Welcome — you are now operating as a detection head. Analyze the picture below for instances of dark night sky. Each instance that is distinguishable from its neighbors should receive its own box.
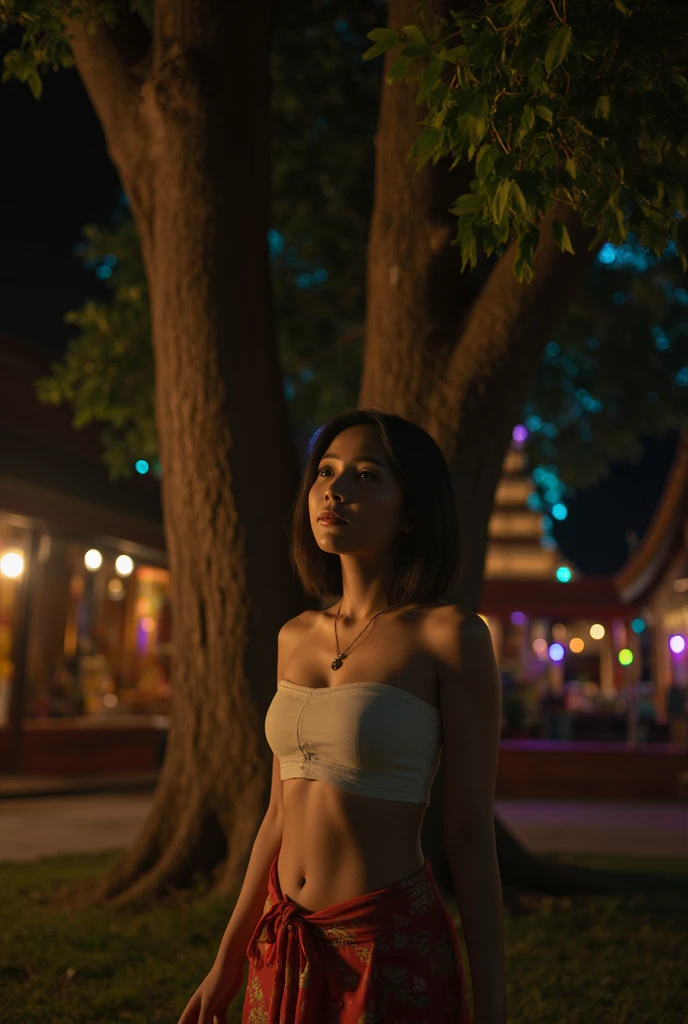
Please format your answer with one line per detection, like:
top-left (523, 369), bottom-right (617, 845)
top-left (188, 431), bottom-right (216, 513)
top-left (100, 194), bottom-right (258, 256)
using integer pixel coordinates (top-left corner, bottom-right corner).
top-left (0, 35), bottom-right (679, 577)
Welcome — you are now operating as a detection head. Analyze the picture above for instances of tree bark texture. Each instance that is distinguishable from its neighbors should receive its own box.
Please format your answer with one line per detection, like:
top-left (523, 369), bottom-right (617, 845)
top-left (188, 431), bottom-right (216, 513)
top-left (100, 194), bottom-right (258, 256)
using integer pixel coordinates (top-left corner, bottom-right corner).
top-left (71, 0), bottom-right (308, 904)
top-left (361, 0), bottom-right (603, 899)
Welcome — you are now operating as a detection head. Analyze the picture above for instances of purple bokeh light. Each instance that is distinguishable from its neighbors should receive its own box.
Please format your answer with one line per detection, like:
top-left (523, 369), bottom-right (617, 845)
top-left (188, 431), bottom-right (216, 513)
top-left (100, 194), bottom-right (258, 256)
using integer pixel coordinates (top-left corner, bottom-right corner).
top-left (669, 634), bottom-right (686, 654)
top-left (510, 611), bottom-right (526, 626)
top-left (512, 424), bottom-right (528, 445)
top-left (549, 642), bottom-right (565, 662)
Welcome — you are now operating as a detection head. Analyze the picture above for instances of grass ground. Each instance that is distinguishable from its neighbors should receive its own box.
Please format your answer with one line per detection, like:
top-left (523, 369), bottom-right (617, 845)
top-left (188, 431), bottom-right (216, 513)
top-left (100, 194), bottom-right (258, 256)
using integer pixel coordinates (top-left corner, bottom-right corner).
top-left (0, 849), bottom-right (686, 1024)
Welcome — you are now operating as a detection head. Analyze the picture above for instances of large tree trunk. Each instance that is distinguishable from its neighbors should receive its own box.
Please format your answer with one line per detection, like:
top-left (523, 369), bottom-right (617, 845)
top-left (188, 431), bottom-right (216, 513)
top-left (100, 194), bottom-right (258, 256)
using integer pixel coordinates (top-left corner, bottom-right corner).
top-left (362, 0), bottom-right (607, 898)
top-left (70, 1), bottom-right (309, 904)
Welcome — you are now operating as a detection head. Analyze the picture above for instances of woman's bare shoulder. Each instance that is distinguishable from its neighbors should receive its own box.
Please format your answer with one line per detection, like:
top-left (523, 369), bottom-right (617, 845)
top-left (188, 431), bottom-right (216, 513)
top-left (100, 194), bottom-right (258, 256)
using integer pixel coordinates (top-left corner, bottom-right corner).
top-left (420, 602), bottom-right (485, 654)
top-left (279, 608), bottom-right (323, 639)
top-left (422, 601), bottom-right (478, 625)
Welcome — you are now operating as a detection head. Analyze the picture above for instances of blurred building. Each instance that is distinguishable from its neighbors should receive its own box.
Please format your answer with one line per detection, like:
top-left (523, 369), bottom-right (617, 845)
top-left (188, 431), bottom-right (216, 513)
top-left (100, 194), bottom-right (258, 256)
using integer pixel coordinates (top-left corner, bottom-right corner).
top-left (0, 335), bottom-right (169, 774)
top-left (615, 426), bottom-right (688, 741)
top-left (480, 427), bottom-right (688, 746)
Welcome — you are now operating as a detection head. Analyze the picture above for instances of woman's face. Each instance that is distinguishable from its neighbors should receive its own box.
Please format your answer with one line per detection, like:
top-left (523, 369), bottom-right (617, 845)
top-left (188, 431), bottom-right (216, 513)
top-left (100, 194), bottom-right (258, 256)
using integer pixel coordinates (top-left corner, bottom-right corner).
top-left (308, 425), bottom-right (413, 558)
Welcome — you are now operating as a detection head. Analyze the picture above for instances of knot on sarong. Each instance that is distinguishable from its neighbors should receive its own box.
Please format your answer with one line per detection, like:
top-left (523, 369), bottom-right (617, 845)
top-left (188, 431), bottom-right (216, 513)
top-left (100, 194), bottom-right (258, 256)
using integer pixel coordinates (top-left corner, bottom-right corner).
top-left (246, 898), bottom-right (312, 972)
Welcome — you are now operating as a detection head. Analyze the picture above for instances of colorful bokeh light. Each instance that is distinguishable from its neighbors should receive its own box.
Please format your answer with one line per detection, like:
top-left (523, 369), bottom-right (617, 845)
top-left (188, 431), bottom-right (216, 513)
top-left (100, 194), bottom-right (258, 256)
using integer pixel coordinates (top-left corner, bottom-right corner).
top-left (549, 643), bottom-right (565, 662)
top-left (669, 634), bottom-right (686, 654)
top-left (512, 424), bottom-right (528, 445)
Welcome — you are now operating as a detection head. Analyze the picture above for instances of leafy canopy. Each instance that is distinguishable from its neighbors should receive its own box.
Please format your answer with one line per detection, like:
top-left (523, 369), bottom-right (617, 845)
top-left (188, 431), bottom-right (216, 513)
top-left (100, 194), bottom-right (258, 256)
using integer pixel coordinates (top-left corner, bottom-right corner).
top-left (363, 0), bottom-right (688, 281)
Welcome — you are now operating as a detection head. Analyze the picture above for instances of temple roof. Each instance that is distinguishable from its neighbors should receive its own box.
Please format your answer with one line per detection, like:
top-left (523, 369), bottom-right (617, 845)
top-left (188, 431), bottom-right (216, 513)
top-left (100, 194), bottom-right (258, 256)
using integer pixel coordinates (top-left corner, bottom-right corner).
top-left (614, 427), bottom-right (688, 604)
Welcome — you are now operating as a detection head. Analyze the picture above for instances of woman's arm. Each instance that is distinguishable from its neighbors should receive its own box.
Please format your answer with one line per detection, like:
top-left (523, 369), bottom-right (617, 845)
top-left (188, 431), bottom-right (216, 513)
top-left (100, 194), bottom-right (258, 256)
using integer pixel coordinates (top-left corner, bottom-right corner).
top-left (448, 823), bottom-right (507, 1023)
top-left (431, 607), bottom-right (508, 1024)
top-left (212, 805), bottom-right (283, 972)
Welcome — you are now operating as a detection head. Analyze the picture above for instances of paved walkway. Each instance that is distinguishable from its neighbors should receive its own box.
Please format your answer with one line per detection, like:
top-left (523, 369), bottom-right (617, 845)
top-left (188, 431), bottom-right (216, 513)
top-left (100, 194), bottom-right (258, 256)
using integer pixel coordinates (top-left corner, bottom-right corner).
top-left (0, 793), bottom-right (686, 863)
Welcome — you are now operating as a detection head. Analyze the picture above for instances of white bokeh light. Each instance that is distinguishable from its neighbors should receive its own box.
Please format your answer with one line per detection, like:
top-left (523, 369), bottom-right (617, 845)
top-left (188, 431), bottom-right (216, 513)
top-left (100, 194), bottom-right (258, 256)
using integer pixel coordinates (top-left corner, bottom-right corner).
top-left (115, 554), bottom-right (134, 577)
top-left (0, 551), bottom-right (24, 579)
top-left (84, 549), bottom-right (103, 571)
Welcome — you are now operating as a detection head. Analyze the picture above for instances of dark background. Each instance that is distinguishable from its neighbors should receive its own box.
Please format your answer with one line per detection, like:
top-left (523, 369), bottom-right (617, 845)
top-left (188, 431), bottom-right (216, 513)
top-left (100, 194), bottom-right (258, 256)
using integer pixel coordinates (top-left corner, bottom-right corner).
top-left (0, 43), bottom-right (679, 576)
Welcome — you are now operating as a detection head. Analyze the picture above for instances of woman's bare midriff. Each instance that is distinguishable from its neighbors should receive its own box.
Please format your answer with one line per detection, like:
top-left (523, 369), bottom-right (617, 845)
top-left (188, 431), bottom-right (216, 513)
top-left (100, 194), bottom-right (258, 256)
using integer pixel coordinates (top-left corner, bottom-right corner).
top-left (276, 601), bottom-right (454, 913)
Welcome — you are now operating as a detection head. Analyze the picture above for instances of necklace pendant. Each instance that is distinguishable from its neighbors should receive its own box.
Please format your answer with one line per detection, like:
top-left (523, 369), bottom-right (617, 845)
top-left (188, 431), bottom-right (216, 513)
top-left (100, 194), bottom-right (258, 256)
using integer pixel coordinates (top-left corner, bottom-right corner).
top-left (331, 656), bottom-right (344, 670)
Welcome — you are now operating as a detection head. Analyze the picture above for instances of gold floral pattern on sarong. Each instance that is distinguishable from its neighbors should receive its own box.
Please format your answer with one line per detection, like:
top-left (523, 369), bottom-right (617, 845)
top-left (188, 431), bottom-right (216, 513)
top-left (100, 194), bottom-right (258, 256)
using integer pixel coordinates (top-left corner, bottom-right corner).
top-left (241, 857), bottom-right (472, 1024)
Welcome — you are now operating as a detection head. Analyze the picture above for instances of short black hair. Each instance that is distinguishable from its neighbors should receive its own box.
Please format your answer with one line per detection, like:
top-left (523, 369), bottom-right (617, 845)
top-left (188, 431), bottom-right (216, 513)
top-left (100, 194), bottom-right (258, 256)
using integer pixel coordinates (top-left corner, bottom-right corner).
top-left (288, 408), bottom-right (463, 606)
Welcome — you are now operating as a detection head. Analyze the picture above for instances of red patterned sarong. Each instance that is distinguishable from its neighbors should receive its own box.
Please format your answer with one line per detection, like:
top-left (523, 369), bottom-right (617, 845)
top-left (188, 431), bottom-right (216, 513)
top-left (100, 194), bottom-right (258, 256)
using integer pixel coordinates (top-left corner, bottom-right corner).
top-left (242, 853), bottom-right (472, 1023)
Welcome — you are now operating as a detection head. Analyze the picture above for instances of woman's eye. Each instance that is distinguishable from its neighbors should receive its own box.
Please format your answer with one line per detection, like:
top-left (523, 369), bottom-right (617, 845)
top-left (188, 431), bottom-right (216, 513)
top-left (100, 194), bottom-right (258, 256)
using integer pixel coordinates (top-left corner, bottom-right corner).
top-left (318, 467), bottom-right (375, 479)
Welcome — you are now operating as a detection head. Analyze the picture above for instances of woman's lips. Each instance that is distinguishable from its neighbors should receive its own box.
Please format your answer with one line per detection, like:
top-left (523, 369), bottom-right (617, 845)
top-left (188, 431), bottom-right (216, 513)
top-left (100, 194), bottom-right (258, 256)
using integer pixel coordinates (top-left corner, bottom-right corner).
top-left (318, 514), bottom-right (347, 525)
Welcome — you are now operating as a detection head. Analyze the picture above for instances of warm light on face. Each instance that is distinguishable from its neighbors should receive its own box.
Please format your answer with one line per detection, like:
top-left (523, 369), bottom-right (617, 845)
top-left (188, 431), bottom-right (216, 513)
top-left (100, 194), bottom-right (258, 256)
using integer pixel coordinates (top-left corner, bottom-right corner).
top-left (309, 425), bottom-right (406, 550)
top-left (590, 623), bottom-right (606, 640)
top-left (115, 554), bottom-right (134, 577)
top-left (0, 551), bottom-right (24, 579)
top-left (569, 637), bottom-right (585, 653)
top-left (84, 549), bottom-right (103, 571)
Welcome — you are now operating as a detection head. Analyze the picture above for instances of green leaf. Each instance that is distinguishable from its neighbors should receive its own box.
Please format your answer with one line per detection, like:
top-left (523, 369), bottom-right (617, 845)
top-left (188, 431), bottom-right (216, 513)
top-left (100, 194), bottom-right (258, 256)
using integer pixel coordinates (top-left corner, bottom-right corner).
top-left (460, 232), bottom-right (478, 272)
top-left (494, 179), bottom-right (512, 225)
top-left (565, 157), bottom-right (576, 180)
top-left (363, 28), bottom-right (403, 61)
top-left (544, 25), bottom-right (572, 75)
top-left (408, 126), bottom-right (443, 168)
top-left (534, 104), bottom-right (553, 124)
top-left (494, 215), bottom-right (511, 245)
top-left (505, 0), bottom-right (529, 18)
top-left (510, 180), bottom-right (528, 215)
top-left (552, 219), bottom-right (575, 254)
top-left (514, 250), bottom-right (534, 283)
top-left (401, 25), bottom-right (428, 59)
top-left (475, 144), bottom-right (499, 180)
top-left (614, 0), bottom-right (630, 14)
top-left (386, 56), bottom-right (413, 84)
top-left (451, 193), bottom-right (485, 215)
top-left (441, 45), bottom-right (467, 63)
top-left (467, 116), bottom-right (487, 147)
top-left (520, 105), bottom-right (535, 135)
top-left (416, 55), bottom-right (443, 106)
top-left (468, 93), bottom-right (490, 119)
top-left (28, 69), bottom-right (42, 100)
top-left (595, 95), bottom-right (610, 120)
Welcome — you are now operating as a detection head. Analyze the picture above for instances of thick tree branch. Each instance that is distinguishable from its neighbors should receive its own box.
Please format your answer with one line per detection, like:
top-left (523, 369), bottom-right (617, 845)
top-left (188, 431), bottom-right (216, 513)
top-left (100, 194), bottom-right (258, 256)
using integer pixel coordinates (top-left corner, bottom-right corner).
top-left (67, 5), bottom-right (152, 234)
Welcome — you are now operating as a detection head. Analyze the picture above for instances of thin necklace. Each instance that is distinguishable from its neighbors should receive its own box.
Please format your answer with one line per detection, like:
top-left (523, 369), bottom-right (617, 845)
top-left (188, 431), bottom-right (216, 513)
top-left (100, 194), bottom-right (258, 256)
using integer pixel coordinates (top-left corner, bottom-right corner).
top-left (331, 597), bottom-right (395, 671)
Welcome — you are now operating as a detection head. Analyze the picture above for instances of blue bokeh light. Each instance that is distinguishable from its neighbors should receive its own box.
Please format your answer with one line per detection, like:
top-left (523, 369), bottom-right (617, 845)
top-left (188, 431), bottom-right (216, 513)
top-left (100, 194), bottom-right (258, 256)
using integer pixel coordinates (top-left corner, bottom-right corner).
top-left (549, 643), bottom-right (565, 662)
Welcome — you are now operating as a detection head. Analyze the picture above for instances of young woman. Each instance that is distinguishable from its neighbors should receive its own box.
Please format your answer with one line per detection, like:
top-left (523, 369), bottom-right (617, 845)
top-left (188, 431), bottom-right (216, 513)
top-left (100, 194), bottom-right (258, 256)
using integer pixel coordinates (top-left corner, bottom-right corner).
top-left (178, 408), bottom-right (507, 1024)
